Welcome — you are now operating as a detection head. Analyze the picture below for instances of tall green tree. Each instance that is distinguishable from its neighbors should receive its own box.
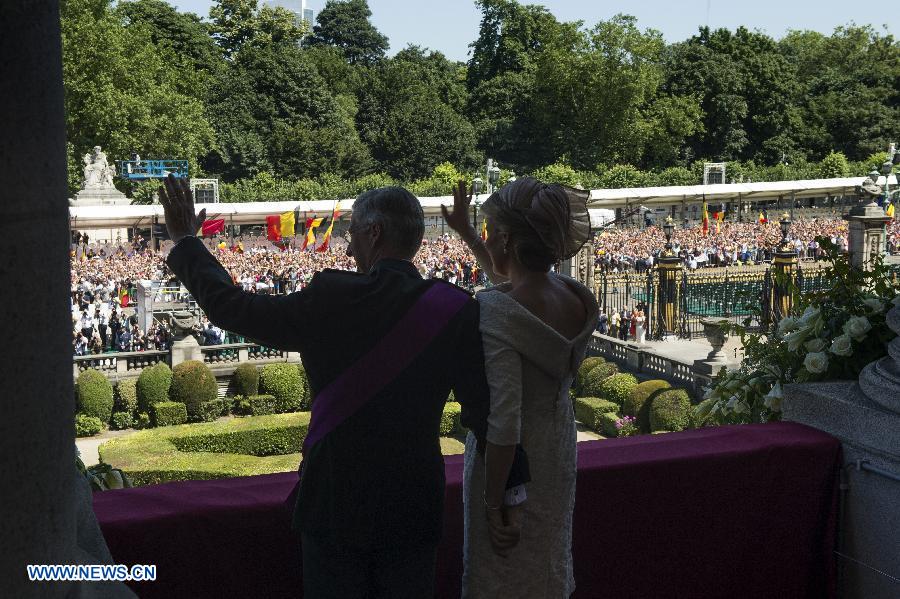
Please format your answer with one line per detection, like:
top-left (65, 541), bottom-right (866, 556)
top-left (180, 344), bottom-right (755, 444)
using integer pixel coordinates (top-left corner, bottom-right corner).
top-left (780, 26), bottom-right (900, 161)
top-left (209, 0), bottom-right (307, 58)
top-left (308, 0), bottom-right (388, 65)
top-left (61, 0), bottom-right (215, 194)
top-left (116, 0), bottom-right (223, 75)
top-left (356, 46), bottom-right (478, 179)
top-left (204, 43), bottom-right (370, 180)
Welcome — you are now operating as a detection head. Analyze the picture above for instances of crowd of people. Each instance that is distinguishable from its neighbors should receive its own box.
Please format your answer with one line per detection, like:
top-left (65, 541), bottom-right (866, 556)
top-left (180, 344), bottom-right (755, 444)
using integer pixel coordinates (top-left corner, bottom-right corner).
top-left (70, 215), bottom-right (900, 354)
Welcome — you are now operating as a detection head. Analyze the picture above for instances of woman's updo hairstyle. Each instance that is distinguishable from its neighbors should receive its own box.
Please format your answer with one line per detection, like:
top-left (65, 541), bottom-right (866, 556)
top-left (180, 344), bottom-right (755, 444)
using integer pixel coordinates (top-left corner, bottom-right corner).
top-left (480, 177), bottom-right (591, 272)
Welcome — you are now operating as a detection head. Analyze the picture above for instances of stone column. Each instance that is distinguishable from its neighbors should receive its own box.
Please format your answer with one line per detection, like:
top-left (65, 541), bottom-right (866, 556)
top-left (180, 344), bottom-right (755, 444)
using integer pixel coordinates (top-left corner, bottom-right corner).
top-left (0, 2), bottom-right (74, 595)
top-left (843, 184), bottom-right (891, 271)
top-left (783, 306), bottom-right (900, 598)
top-left (134, 280), bottom-right (154, 334)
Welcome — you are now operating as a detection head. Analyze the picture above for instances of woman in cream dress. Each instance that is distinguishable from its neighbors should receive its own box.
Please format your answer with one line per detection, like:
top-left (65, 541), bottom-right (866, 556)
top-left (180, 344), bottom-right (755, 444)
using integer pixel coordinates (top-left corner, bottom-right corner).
top-left (443, 178), bottom-right (597, 598)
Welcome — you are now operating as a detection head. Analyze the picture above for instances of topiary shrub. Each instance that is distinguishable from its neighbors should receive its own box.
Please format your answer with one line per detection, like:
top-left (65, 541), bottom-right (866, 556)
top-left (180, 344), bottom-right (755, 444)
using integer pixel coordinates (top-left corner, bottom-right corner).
top-left (170, 360), bottom-right (219, 421)
top-left (248, 394), bottom-right (278, 416)
top-left (446, 390), bottom-right (456, 403)
top-left (199, 399), bottom-right (224, 423)
top-left (137, 362), bottom-right (172, 413)
top-left (151, 401), bottom-right (188, 427)
top-left (599, 412), bottom-right (621, 438)
top-left (650, 389), bottom-right (692, 432)
top-left (624, 380), bottom-right (672, 433)
top-left (114, 378), bottom-right (138, 416)
top-left (232, 363), bottom-right (259, 397)
top-left (297, 364), bottom-right (311, 410)
top-left (574, 397), bottom-right (620, 432)
top-left (440, 402), bottom-right (462, 435)
top-left (260, 364), bottom-right (304, 413)
top-left (110, 411), bottom-right (133, 431)
top-left (77, 369), bottom-right (114, 424)
top-left (599, 373), bottom-right (639, 407)
top-left (576, 357), bottom-right (606, 394)
top-left (135, 412), bottom-right (151, 429)
top-left (75, 414), bottom-right (103, 437)
top-left (581, 363), bottom-right (620, 398)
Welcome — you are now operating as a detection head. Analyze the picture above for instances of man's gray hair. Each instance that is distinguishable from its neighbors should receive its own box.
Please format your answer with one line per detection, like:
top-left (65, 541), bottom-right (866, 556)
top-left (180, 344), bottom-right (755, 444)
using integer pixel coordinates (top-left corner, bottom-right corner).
top-left (352, 186), bottom-right (424, 258)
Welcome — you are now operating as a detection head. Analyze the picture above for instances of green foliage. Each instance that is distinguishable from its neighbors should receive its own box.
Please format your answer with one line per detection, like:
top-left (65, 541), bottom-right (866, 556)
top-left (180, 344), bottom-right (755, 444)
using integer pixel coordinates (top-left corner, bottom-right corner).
top-left (599, 412), bottom-right (622, 438)
top-left (198, 399), bottom-right (224, 423)
top-left (77, 369), bottom-right (114, 424)
top-left (136, 362), bottom-right (172, 413)
top-left (530, 163), bottom-right (583, 188)
top-left (110, 411), bottom-right (134, 431)
top-left (259, 364), bottom-right (305, 413)
top-left (135, 412), bottom-right (151, 429)
top-left (209, 0), bottom-right (307, 58)
top-left (98, 412), bottom-right (311, 486)
top-left (78, 456), bottom-right (134, 491)
top-left (170, 360), bottom-right (219, 420)
top-left (650, 389), bottom-right (692, 432)
top-left (817, 151), bottom-right (850, 178)
top-left (581, 363), bottom-right (620, 397)
top-left (297, 364), bottom-right (312, 411)
top-left (308, 0), bottom-right (388, 65)
top-left (247, 394), bottom-right (278, 416)
top-left (573, 397), bottom-right (620, 432)
top-left (598, 373), bottom-right (639, 407)
top-left (440, 402), bottom-right (462, 435)
top-left (61, 0), bottom-right (214, 196)
top-left (576, 356), bottom-right (606, 394)
top-left (233, 363), bottom-right (259, 397)
top-left (151, 401), bottom-right (188, 427)
top-left (76, 414), bottom-right (103, 437)
top-left (624, 380), bottom-right (672, 433)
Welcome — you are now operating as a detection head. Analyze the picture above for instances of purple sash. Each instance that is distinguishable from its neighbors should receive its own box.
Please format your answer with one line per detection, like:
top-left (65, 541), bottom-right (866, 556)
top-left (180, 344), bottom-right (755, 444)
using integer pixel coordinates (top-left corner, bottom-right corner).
top-left (301, 283), bottom-right (470, 456)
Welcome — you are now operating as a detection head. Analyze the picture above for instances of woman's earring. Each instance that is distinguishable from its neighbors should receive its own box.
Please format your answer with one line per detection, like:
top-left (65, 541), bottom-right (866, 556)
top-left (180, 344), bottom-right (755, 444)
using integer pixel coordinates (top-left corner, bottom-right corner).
top-left (503, 242), bottom-right (508, 255)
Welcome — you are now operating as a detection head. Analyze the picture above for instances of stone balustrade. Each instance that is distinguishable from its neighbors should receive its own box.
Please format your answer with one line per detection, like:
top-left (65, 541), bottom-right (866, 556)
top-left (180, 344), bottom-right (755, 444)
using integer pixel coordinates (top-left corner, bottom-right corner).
top-left (587, 332), bottom-right (723, 395)
top-left (73, 343), bottom-right (299, 383)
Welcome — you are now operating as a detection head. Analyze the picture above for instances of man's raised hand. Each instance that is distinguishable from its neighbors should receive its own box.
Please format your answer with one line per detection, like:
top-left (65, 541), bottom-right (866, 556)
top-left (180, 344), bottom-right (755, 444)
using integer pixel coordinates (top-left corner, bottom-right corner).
top-left (159, 173), bottom-right (206, 243)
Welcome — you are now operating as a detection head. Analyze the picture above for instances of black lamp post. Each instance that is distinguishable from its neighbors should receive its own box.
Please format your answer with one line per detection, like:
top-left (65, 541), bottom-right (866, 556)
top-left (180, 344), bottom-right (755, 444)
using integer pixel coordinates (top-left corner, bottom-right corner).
top-left (488, 164), bottom-right (500, 194)
top-left (472, 176), bottom-right (483, 229)
top-left (778, 213), bottom-right (793, 253)
top-left (662, 216), bottom-right (675, 254)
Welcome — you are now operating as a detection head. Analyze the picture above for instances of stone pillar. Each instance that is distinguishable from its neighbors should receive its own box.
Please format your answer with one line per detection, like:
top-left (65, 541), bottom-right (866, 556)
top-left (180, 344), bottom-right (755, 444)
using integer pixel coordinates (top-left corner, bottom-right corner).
top-left (134, 280), bottom-right (154, 334)
top-left (1, 2), bottom-right (74, 595)
top-left (170, 337), bottom-right (202, 368)
top-left (843, 187), bottom-right (891, 271)
top-left (654, 252), bottom-right (682, 339)
top-left (782, 306), bottom-right (900, 598)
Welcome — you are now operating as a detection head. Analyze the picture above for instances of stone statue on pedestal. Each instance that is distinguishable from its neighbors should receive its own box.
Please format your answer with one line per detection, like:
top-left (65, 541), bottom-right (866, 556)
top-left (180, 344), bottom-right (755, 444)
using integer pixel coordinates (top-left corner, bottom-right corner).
top-left (71, 145), bottom-right (129, 207)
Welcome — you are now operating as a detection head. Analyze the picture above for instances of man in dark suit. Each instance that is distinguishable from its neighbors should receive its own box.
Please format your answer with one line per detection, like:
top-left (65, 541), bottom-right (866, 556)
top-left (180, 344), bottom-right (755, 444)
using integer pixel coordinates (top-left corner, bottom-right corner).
top-left (159, 176), bottom-right (525, 598)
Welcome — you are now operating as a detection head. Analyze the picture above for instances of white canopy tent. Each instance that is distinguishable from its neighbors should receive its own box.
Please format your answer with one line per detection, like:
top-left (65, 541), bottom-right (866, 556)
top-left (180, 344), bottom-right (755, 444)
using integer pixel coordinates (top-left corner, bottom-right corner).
top-left (69, 176), bottom-right (885, 230)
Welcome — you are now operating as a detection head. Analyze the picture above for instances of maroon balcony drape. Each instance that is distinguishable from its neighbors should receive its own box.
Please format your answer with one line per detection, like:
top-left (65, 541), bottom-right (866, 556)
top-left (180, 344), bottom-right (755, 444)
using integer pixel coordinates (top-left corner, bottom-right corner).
top-left (94, 422), bottom-right (840, 598)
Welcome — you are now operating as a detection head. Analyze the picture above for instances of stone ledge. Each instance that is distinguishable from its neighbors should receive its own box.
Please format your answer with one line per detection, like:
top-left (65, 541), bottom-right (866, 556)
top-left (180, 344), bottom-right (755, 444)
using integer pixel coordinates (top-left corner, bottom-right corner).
top-left (783, 381), bottom-right (900, 462)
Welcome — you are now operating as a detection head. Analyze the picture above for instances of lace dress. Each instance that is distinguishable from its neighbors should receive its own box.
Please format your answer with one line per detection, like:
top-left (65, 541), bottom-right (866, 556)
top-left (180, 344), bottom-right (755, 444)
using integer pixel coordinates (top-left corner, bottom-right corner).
top-left (462, 275), bottom-right (599, 598)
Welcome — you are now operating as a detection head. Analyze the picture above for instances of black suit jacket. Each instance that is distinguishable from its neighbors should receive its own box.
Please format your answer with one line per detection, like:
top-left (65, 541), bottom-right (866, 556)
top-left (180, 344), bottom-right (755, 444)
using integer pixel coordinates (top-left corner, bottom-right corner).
top-left (167, 238), bottom-right (502, 547)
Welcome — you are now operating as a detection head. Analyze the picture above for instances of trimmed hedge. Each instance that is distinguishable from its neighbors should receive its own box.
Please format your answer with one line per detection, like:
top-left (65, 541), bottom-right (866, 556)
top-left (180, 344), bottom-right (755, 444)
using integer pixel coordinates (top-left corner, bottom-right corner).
top-left (574, 397), bottom-right (620, 432)
top-left (650, 389), bottom-right (692, 432)
top-left (440, 402), bottom-right (462, 435)
top-left (75, 414), bottom-right (103, 437)
top-left (581, 363), bottom-right (620, 398)
top-left (576, 357), bottom-right (606, 393)
top-left (248, 394), bottom-right (278, 416)
top-left (110, 411), bottom-right (134, 431)
top-left (199, 399), bottom-right (224, 423)
top-left (624, 380), bottom-right (672, 433)
top-left (151, 402), bottom-right (188, 427)
top-left (115, 378), bottom-right (138, 415)
top-left (170, 360), bottom-right (218, 420)
top-left (77, 369), bottom-right (114, 424)
top-left (297, 364), bottom-right (311, 410)
top-left (135, 412), bottom-right (151, 429)
top-left (232, 363), bottom-right (259, 397)
top-left (137, 362), bottom-right (172, 413)
top-left (599, 373), bottom-right (639, 407)
top-left (599, 412), bottom-right (622, 438)
top-left (98, 412), bottom-right (311, 486)
top-left (260, 364), bottom-right (305, 413)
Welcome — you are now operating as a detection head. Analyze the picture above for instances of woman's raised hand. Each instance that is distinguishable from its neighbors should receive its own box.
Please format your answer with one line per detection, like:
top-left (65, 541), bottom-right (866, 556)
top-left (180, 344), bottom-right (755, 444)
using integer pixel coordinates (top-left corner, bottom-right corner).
top-left (441, 180), bottom-right (478, 241)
